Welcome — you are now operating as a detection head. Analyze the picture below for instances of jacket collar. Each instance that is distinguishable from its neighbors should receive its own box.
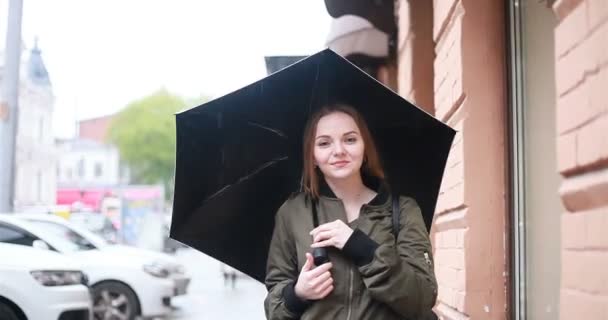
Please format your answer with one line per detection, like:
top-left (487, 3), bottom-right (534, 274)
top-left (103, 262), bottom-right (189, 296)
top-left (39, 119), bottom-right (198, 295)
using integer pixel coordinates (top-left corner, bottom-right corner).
top-left (318, 175), bottom-right (389, 206)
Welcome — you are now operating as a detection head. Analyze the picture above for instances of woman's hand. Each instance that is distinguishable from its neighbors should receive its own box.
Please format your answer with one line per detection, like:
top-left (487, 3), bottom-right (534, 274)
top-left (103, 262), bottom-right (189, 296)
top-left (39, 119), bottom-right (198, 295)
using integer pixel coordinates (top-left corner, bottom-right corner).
top-left (310, 219), bottom-right (354, 250)
top-left (294, 253), bottom-right (334, 300)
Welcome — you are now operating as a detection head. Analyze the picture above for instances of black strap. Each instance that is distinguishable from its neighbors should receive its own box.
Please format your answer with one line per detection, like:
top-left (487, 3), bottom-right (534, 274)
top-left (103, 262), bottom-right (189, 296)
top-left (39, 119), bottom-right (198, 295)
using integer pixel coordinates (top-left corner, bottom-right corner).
top-left (311, 198), bottom-right (319, 227)
top-left (392, 194), bottom-right (400, 239)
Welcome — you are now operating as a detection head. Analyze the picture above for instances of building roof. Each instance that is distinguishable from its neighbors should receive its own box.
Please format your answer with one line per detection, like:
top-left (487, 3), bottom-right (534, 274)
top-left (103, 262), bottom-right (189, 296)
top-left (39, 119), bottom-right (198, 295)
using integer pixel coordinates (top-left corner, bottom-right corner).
top-left (26, 39), bottom-right (51, 87)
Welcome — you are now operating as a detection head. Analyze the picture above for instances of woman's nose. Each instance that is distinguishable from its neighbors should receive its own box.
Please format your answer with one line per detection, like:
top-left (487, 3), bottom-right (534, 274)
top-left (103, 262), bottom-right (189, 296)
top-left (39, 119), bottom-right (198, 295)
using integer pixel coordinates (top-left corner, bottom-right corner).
top-left (333, 142), bottom-right (346, 155)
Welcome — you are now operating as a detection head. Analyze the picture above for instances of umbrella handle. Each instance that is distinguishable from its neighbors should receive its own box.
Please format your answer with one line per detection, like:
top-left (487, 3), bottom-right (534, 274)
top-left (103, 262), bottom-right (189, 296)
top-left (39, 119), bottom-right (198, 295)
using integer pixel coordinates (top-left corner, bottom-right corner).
top-left (312, 247), bottom-right (329, 266)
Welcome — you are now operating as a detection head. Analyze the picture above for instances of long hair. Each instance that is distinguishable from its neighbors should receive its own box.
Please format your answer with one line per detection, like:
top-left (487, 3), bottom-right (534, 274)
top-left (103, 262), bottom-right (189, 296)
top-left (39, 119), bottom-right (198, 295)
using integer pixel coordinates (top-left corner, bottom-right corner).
top-left (301, 103), bottom-right (385, 198)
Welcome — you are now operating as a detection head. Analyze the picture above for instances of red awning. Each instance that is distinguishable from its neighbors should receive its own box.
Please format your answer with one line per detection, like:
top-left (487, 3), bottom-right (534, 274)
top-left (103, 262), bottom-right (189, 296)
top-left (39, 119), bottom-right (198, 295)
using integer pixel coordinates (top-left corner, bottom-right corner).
top-left (57, 188), bottom-right (108, 211)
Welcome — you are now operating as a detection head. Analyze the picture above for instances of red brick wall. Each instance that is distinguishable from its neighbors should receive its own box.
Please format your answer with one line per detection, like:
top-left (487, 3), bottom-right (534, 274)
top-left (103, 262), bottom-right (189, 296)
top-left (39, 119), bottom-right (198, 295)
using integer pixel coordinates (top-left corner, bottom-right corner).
top-left (396, 0), bottom-right (435, 114)
top-left (78, 115), bottom-right (114, 143)
top-left (553, 0), bottom-right (608, 318)
top-left (397, 1), bottom-right (508, 319)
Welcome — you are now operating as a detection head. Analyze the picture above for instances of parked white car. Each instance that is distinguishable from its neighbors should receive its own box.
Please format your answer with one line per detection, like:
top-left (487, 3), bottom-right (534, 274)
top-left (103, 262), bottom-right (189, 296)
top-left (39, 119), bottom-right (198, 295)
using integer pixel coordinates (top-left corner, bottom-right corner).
top-left (18, 213), bottom-right (191, 297)
top-left (0, 242), bottom-right (91, 320)
top-left (0, 214), bottom-right (186, 320)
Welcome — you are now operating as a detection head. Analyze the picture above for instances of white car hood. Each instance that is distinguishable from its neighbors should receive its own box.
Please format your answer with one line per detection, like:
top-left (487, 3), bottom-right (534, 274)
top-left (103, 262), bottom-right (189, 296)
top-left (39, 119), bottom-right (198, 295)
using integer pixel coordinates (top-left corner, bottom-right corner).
top-left (0, 243), bottom-right (82, 271)
top-left (66, 248), bottom-right (152, 269)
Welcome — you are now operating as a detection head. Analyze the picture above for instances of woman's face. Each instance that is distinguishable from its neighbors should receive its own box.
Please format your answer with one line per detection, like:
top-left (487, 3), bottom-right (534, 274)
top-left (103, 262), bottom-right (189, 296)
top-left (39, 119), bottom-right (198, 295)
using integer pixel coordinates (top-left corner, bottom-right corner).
top-left (313, 111), bottom-right (365, 182)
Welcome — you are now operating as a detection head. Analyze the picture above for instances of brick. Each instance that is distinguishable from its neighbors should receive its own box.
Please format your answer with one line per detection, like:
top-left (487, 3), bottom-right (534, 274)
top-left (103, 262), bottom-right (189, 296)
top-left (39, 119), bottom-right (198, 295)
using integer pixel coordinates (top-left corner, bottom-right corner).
top-left (598, 115), bottom-right (608, 160)
top-left (588, 22), bottom-right (608, 69)
top-left (587, 0), bottom-right (608, 31)
top-left (438, 286), bottom-right (457, 308)
top-left (453, 291), bottom-right (466, 312)
top-left (433, 0), bottom-right (459, 41)
top-left (557, 37), bottom-right (594, 96)
top-left (555, 1), bottom-right (589, 57)
top-left (435, 302), bottom-right (470, 320)
top-left (435, 248), bottom-right (466, 270)
top-left (556, 74), bottom-right (591, 133)
top-left (557, 132), bottom-right (578, 174)
top-left (584, 206), bottom-right (608, 249)
top-left (579, 293), bottom-right (607, 319)
top-left (589, 68), bottom-right (608, 117)
top-left (437, 265), bottom-right (465, 291)
top-left (560, 167), bottom-right (608, 212)
top-left (577, 119), bottom-right (604, 166)
top-left (562, 250), bottom-right (583, 290)
top-left (579, 251), bottom-right (608, 294)
top-left (553, 0), bottom-right (586, 21)
top-left (562, 213), bottom-right (586, 248)
top-left (560, 289), bottom-right (581, 319)
top-left (559, 289), bottom-right (608, 319)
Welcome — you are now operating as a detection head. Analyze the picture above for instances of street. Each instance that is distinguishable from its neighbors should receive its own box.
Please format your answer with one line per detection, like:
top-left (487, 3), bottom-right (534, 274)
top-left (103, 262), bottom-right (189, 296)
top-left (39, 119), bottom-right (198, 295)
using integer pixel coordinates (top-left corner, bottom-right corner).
top-left (168, 248), bottom-right (268, 320)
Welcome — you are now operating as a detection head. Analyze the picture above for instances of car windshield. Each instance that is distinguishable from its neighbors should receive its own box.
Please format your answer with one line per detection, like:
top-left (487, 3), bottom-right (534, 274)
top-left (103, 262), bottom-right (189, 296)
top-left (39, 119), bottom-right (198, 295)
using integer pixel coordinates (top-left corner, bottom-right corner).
top-left (26, 220), bottom-right (98, 251)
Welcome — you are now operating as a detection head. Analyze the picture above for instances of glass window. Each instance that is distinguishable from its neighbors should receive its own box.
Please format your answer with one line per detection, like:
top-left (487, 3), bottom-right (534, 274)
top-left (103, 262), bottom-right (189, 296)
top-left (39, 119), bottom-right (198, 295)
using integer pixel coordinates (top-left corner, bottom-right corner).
top-left (26, 220), bottom-right (97, 251)
top-left (77, 158), bottom-right (85, 178)
top-left (94, 162), bottom-right (103, 177)
top-left (0, 224), bottom-right (37, 246)
top-left (510, 1), bottom-right (563, 319)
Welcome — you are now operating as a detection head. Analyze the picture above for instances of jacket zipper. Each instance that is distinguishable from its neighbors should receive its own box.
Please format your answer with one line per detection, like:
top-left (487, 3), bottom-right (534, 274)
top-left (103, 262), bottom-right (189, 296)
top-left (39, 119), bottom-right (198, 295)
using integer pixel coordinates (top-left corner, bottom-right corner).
top-left (346, 266), bottom-right (354, 320)
top-left (424, 252), bottom-right (432, 266)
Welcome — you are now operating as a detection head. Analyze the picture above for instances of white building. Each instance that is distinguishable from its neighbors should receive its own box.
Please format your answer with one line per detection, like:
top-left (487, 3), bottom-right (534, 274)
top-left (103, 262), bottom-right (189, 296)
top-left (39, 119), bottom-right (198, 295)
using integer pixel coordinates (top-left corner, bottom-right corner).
top-left (1, 41), bottom-right (58, 211)
top-left (56, 138), bottom-right (125, 188)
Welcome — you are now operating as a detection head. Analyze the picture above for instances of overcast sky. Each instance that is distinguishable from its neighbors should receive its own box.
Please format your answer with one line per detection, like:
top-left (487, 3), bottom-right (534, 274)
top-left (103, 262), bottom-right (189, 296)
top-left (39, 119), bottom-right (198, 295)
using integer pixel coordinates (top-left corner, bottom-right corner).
top-left (3, 0), bottom-right (330, 138)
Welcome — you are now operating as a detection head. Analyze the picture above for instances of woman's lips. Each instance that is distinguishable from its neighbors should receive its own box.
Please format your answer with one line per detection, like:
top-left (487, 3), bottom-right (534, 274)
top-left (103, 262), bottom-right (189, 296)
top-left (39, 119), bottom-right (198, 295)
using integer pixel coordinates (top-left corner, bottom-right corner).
top-left (331, 161), bottom-right (350, 167)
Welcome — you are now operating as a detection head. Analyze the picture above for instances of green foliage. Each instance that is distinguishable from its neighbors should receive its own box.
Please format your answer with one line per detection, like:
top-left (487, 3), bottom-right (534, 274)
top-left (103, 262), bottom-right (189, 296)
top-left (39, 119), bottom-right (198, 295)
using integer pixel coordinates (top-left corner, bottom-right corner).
top-left (108, 89), bottom-right (199, 198)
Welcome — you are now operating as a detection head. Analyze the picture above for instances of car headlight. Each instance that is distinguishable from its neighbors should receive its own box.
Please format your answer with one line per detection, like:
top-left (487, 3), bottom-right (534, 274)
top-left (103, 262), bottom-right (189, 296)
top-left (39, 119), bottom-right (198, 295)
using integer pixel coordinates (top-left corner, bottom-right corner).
top-left (143, 261), bottom-right (170, 278)
top-left (31, 270), bottom-right (86, 286)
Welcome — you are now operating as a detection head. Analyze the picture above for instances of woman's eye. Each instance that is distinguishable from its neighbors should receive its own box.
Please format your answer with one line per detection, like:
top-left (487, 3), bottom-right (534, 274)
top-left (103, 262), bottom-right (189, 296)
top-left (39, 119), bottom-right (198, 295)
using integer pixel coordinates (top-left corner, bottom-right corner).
top-left (345, 137), bottom-right (357, 143)
top-left (317, 141), bottom-right (330, 147)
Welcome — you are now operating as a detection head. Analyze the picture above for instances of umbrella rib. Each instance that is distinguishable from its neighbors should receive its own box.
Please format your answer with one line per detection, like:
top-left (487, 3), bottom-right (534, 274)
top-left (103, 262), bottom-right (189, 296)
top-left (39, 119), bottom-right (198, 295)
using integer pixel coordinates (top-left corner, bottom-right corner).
top-left (246, 121), bottom-right (288, 139)
top-left (307, 61), bottom-right (320, 114)
top-left (204, 156), bottom-right (289, 202)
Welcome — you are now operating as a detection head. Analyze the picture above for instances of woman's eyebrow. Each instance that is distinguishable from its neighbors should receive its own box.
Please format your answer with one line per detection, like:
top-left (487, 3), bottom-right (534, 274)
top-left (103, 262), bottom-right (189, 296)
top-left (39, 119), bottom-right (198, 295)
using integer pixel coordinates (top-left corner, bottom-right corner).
top-left (315, 135), bottom-right (330, 140)
top-left (343, 131), bottom-right (359, 136)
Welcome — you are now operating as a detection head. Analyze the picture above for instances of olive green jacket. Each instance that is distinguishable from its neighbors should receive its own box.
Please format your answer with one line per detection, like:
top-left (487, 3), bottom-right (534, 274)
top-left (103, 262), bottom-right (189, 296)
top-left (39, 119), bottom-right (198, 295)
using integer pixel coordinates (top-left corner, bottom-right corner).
top-left (264, 188), bottom-right (437, 320)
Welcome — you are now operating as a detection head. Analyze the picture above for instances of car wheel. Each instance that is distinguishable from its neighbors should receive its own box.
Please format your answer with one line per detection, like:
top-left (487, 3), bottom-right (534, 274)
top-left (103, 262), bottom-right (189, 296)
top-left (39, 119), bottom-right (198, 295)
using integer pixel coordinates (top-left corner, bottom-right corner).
top-left (0, 301), bottom-right (22, 320)
top-left (92, 281), bottom-right (140, 320)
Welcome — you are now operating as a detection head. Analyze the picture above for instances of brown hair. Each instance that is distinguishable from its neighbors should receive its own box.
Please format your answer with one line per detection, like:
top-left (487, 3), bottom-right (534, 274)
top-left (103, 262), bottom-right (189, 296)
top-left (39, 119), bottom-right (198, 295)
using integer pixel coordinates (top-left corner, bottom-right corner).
top-left (301, 103), bottom-right (385, 198)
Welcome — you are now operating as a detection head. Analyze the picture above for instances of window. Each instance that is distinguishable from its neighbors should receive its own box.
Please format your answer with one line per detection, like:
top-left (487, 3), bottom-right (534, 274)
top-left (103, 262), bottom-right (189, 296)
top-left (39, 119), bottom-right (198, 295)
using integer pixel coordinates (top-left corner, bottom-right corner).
top-left (26, 220), bottom-right (96, 251)
top-left (0, 224), bottom-right (37, 246)
top-left (37, 171), bottom-right (42, 201)
top-left (77, 158), bottom-right (85, 178)
top-left (39, 117), bottom-right (44, 142)
top-left (94, 162), bottom-right (103, 178)
top-left (509, 1), bottom-right (562, 319)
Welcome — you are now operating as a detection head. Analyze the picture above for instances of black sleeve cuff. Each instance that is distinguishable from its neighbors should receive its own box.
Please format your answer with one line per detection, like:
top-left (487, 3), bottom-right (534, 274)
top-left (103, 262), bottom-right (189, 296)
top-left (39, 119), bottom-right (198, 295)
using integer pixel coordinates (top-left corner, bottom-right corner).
top-left (342, 229), bottom-right (379, 266)
top-left (282, 281), bottom-right (311, 314)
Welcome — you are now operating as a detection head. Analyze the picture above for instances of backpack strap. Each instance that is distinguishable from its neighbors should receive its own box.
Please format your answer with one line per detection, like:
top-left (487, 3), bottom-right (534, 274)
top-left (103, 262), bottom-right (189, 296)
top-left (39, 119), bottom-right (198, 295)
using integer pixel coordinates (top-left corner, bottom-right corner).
top-left (392, 194), bottom-right (400, 239)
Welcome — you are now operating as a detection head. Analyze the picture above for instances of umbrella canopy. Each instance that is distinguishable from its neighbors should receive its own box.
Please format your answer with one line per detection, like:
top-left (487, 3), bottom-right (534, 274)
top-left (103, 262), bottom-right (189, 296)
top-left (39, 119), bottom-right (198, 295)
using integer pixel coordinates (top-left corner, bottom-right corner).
top-left (171, 49), bottom-right (455, 283)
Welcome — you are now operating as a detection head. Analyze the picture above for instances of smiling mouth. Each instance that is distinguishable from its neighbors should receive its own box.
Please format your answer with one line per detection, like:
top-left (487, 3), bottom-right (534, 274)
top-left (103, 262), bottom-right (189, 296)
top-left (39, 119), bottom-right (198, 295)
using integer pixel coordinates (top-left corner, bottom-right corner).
top-left (331, 161), bottom-right (350, 166)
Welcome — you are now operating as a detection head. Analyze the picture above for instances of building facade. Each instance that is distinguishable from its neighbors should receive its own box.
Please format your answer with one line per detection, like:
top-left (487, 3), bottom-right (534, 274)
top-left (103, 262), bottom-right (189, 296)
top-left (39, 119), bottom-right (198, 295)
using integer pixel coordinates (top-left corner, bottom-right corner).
top-left (12, 44), bottom-right (58, 211)
top-left (395, 1), bottom-right (607, 319)
top-left (324, 0), bottom-right (607, 318)
top-left (56, 138), bottom-right (122, 188)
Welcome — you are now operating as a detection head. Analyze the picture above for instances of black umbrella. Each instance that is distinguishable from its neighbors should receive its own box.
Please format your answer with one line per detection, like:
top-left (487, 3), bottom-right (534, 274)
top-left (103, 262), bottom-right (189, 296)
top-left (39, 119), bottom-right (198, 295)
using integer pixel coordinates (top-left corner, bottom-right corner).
top-left (171, 49), bottom-right (455, 283)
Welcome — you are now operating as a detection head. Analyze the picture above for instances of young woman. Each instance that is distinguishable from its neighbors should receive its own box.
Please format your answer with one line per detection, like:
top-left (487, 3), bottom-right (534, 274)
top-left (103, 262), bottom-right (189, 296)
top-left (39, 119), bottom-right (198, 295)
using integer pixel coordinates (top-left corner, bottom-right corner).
top-left (264, 104), bottom-right (437, 320)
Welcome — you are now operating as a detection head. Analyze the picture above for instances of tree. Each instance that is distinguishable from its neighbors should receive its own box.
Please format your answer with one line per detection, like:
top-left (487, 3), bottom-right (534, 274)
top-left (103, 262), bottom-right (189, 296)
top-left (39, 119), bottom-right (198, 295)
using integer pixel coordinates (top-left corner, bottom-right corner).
top-left (108, 89), bottom-right (203, 200)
